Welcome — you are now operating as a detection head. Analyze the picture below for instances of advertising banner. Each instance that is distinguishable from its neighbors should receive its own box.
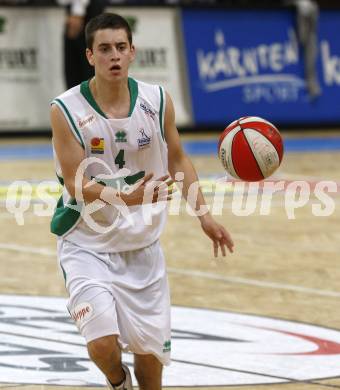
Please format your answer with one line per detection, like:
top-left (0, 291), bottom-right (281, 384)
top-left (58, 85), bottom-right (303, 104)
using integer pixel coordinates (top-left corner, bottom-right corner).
top-left (182, 9), bottom-right (340, 126)
top-left (108, 6), bottom-right (192, 126)
top-left (0, 7), bottom-right (65, 131)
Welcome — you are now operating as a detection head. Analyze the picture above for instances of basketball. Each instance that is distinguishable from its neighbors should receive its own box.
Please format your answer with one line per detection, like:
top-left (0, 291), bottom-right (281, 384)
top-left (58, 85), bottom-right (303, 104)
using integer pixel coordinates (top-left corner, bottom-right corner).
top-left (218, 116), bottom-right (284, 182)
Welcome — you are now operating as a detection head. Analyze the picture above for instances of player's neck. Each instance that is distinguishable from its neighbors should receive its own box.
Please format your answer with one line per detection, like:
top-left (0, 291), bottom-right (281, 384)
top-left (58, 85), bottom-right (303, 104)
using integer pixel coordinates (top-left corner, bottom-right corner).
top-left (89, 77), bottom-right (130, 119)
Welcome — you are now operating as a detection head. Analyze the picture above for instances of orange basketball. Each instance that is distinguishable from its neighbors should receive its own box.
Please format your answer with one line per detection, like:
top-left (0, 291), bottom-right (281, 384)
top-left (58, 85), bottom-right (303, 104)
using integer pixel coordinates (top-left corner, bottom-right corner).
top-left (218, 116), bottom-right (284, 182)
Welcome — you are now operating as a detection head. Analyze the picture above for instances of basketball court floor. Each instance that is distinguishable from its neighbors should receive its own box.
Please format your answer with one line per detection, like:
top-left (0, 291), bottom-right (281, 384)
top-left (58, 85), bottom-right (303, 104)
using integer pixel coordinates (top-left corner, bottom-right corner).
top-left (0, 130), bottom-right (339, 390)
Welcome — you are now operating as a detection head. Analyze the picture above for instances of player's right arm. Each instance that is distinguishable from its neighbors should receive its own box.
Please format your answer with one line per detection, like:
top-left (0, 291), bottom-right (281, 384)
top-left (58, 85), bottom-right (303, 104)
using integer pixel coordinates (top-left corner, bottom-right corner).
top-left (51, 103), bottom-right (107, 204)
top-left (50, 104), bottom-right (171, 206)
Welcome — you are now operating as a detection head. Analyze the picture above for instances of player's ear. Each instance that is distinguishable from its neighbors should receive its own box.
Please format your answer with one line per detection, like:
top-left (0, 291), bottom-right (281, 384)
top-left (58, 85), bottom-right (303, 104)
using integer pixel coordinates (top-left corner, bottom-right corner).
top-left (86, 48), bottom-right (94, 67)
top-left (129, 44), bottom-right (136, 63)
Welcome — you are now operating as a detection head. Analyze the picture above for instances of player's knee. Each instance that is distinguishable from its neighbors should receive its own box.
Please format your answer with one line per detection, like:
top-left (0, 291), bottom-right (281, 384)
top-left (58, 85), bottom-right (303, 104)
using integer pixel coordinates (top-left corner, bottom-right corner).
top-left (87, 335), bottom-right (120, 365)
top-left (134, 356), bottom-right (162, 389)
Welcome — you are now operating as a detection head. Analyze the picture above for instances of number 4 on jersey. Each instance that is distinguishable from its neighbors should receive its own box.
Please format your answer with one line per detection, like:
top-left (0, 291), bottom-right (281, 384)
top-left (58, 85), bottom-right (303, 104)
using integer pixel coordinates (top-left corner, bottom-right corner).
top-left (115, 149), bottom-right (125, 169)
top-left (114, 149), bottom-right (145, 185)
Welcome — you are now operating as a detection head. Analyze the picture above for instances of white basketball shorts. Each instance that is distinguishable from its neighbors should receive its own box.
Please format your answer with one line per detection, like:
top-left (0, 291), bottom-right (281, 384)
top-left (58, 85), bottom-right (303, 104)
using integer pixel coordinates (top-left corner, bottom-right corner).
top-left (57, 238), bottom-right (171, 365)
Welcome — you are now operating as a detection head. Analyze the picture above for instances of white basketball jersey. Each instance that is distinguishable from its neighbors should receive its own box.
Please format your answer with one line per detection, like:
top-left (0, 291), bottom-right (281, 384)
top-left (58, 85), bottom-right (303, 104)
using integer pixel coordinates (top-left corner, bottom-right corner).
top-left (51, 78), bottom-right (169, 252)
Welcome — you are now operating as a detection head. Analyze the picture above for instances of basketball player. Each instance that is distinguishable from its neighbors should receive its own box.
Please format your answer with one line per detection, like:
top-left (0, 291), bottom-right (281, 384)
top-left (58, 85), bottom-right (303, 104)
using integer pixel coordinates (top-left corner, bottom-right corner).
top-left (50, 13), bottom-right (234, 390)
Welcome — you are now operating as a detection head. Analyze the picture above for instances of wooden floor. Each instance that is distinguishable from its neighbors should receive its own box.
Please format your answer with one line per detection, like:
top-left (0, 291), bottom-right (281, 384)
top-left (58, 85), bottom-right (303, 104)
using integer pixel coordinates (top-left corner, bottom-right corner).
top-left (0, 131), bottom-right (340, 389)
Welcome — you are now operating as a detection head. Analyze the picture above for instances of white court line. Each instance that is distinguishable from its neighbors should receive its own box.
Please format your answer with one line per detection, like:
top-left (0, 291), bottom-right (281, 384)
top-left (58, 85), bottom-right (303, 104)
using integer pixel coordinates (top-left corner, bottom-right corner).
top-left (0, 243), bottom-right (56, 257)
top-left (0, 242), bottom-right (339, 298)
top-left (167, 267), bottom-right (340, 298)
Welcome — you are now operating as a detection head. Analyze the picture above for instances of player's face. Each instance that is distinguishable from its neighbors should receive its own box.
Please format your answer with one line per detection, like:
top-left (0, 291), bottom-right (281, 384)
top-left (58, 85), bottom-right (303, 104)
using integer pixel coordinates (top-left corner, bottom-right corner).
top-left (86, 28), bottom-right (135, 81)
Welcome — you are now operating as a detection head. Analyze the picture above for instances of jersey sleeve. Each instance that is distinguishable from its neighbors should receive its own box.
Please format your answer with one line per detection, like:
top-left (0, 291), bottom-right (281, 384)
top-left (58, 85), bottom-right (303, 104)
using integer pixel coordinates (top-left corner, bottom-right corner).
top-left (51, 98), bottom-right (85, 149)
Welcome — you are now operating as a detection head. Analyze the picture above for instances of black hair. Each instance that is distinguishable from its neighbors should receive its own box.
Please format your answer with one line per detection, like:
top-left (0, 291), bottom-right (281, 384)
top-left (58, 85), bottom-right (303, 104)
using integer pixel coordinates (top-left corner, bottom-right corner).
top-left (85, 13), bottom-right (132, 50)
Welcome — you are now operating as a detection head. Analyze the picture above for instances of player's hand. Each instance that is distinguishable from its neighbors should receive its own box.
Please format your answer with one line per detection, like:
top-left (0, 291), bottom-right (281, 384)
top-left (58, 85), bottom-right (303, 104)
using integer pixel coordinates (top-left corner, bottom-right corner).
top-left (120, 173), bottom-right (175, 206)
top-left (200, 214), bottom-right (234, 257)
top-left (66, 15), bottom-right (84, 39)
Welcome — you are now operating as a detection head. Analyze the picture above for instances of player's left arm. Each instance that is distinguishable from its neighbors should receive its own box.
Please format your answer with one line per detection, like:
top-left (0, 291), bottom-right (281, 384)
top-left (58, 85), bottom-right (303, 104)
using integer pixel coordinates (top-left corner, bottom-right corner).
top-left (164, 91), bottom-right (234, 257)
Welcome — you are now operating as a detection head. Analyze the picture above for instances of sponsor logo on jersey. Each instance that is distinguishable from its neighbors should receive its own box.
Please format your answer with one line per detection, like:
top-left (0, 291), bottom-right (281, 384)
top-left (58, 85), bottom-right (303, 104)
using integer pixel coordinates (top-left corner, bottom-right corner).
top-left (71, 302), bottom-right (93, 324)
top-left (137, 128), bottom-right (151, 149)
top-left (140, 103), bottom-right (155, 120)
top-left (78, 114), bottom-right (95, 129)
top-left (2, 295), bottom-right (340, 387)
top-left (163, 340), bottom-right (171, 352)
top-left (115, 131), bottom-right (127, 143)
top-left (90, 137), bottom-right (104, 154)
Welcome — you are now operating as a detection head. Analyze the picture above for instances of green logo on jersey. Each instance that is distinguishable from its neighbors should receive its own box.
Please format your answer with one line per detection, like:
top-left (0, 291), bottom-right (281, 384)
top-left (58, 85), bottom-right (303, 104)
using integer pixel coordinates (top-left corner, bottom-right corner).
top-left (163, 340), bottom-right (171, 352)
top-left (0, 16), bottom-right (6, 34)
top-left (115, 131), bottom-right (127, 143)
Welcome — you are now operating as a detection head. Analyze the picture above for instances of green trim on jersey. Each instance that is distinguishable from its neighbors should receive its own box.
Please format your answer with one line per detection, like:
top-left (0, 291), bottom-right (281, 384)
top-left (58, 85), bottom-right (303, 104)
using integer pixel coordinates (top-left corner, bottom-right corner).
top-left (80, 80), bottom-right (107, 118)
top-left (159, 86), bottom-right (165, 141)
top-left (91, 170), bottom-right (145, 188)
top-left (60, 262), bottom-right (67, 284)
top-left (80, 77), bottom-right (138, 118)
top-left (56, 173), bottom-right (64, 185)
top-left (124, 170), bottom-right (145, 185)
top-left (52, 99), bottom-right (85, 149)
top-left (50, 195), bottom-right (81, 236)
top-left (128, 77), bottom-right (138, 116)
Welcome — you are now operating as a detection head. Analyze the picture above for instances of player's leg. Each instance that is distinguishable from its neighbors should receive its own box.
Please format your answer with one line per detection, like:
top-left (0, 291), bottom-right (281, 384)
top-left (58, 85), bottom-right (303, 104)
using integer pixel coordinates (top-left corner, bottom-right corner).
top-left (57, 239), bottom-right (131, 389)
top-left (134, 353), bottom-right (163, 390)
top-left (69, 289), bottom-right (130, 388)
top-left (87, 335), bottom-right (125, 386)
top-left (110, 240), bottom-right (170, 390)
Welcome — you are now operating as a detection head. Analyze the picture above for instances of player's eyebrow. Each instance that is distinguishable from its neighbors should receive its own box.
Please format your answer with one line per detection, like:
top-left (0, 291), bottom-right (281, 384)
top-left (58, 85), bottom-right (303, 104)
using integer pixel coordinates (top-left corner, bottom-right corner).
top-left (97, 43), bottom-right (111, 48)
top-left (98, 41), bottom-right (127, 48)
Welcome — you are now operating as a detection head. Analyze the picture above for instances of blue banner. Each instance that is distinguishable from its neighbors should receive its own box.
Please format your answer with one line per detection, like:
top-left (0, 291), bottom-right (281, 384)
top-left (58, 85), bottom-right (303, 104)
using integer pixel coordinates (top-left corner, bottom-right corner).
top-left (181, 9), bottom-right (340, 126)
